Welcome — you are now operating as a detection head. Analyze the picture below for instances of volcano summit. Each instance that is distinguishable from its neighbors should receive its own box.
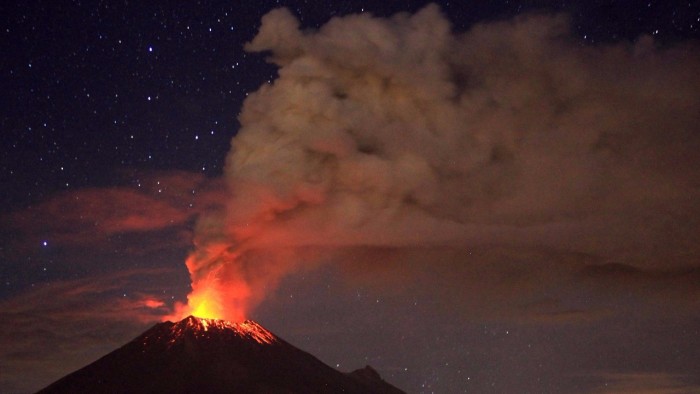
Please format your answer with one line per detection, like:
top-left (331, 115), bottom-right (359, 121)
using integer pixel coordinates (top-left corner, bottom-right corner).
top-left (38, 316), bottom-right (404, 393)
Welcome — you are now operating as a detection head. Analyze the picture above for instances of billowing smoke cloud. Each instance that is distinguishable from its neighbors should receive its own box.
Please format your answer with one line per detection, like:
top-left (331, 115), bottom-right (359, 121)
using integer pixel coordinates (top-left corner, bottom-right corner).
top-left (173, 5), bottom-right (700, 321)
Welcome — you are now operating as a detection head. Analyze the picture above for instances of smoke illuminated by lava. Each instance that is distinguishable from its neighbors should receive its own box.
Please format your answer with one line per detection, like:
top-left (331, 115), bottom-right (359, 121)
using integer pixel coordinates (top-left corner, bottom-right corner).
top-left (168, 5), bottom-right (700, 322)
top-left (166, 244), bottom-right (251, 321)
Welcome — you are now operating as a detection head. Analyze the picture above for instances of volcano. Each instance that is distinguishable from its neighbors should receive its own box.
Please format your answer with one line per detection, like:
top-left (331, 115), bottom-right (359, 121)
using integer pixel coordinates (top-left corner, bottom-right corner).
top-left (37, 316), bottom-right (405, 393)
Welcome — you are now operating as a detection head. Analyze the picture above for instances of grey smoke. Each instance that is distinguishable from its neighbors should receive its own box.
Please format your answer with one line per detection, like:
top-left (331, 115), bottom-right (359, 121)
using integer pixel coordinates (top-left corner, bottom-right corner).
top-left (184, 4), bottom-right (700, 317)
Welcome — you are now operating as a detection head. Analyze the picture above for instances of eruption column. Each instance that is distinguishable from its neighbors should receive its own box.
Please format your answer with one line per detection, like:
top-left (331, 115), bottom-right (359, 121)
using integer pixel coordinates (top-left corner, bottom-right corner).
top-left (167, 4), bottom-right (700, 323)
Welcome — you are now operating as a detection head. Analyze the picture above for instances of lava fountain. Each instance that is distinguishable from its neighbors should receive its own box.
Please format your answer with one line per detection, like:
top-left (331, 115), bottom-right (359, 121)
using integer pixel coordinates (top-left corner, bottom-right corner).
top-left (165, 245), bottom-right (252, 322)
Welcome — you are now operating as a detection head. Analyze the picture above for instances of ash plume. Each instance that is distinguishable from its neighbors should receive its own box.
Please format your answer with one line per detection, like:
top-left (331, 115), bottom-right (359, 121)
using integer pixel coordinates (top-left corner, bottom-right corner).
top-left (173, 4), bottom-right (700, 321)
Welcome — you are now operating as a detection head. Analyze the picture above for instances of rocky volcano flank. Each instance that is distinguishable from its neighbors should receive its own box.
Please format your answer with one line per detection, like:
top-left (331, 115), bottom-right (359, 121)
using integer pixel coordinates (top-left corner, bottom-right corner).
top-left (38, 316), bottom-right (405, 394)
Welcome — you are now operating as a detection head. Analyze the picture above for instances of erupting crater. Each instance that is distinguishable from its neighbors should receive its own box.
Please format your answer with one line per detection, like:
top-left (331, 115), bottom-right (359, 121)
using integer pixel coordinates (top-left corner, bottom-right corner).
top-left (161, 315), bottom-right (278, 345)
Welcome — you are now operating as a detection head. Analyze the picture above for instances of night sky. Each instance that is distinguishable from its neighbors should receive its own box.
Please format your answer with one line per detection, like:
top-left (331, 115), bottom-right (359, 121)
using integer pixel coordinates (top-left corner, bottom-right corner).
top-left (2, 1), bottom-right (700, 393)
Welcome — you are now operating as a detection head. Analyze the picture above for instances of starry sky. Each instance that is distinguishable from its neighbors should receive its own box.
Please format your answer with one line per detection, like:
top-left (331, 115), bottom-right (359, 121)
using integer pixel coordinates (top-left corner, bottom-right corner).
top-left (2, 1), bottom-right (700, 393)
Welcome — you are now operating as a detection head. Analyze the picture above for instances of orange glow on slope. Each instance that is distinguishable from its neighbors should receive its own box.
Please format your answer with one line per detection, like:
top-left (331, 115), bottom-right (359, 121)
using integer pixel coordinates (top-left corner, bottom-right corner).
top-left (174, 316), bottom-right (278, 344)
top-left (143, 316), bottom-right (278, 348)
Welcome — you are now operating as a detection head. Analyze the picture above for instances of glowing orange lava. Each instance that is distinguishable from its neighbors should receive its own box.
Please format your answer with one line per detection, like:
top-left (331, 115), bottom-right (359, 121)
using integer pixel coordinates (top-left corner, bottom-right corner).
top-left (173, 316), bottom-right (278, 345)
top-left (165, 249), bottom-right (251, 322)
top-left (188, 289), bottom-right (221, 319)
top-left (143, 316), bottom-right (278, 348)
